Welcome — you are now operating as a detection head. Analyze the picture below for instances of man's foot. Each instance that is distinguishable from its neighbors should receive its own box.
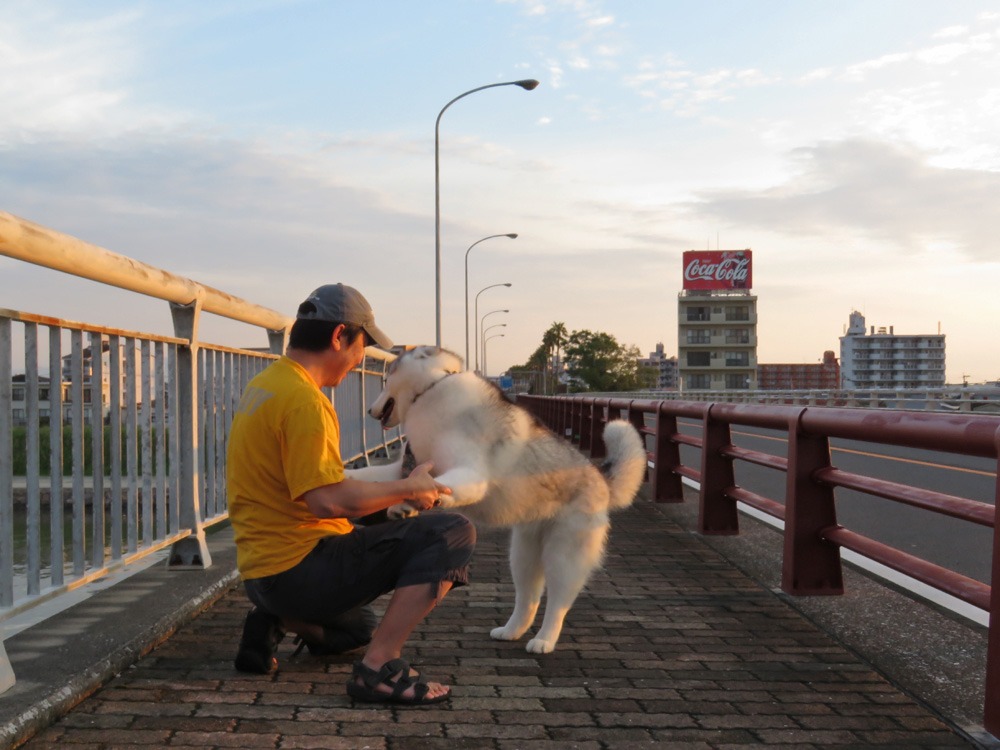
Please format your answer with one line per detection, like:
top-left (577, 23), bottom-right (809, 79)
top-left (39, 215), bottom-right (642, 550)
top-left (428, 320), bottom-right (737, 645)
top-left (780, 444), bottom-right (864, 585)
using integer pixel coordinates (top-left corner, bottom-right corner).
top-left (234, 608), bottom-right (284, 674)
top-left (347, 658), bottom-right (451, 705)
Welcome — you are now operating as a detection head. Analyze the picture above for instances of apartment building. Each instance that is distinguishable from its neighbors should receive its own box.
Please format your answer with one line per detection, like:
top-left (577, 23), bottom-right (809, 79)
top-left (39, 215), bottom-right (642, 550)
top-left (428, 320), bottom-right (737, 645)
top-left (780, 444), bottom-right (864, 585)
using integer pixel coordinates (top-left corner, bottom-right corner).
top-left (638, 343), bottom-right (679, 390)
top-left (10, 339), bottom-right (151, 426)
top-left (9, 375), bottom-right (102, 425)
top-left (677, 250), bottom-right (757, 391)
top-left (758, 350), bottom-right (840, 390)
top-left (839, 311), bottom-right (946, 389)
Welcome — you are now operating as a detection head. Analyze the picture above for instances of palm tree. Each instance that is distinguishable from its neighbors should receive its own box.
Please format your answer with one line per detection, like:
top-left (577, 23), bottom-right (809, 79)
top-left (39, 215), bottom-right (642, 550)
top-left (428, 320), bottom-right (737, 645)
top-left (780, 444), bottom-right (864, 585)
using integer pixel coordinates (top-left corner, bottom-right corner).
top-left (541, 322), bottom-right (568, 394)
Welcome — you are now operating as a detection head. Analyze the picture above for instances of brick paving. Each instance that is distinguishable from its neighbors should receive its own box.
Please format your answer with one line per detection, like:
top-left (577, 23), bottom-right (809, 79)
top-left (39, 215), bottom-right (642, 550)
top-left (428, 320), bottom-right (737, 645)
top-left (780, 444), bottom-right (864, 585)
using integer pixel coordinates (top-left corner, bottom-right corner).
top-left (19, 500), bottom-right (974, 749)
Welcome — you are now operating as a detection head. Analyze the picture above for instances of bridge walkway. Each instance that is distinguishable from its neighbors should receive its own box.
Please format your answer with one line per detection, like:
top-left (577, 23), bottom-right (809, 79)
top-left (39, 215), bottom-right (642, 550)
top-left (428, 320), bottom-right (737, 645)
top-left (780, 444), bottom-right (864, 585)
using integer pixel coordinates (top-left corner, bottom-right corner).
top-left (1, 490), bottom-right (991, 749)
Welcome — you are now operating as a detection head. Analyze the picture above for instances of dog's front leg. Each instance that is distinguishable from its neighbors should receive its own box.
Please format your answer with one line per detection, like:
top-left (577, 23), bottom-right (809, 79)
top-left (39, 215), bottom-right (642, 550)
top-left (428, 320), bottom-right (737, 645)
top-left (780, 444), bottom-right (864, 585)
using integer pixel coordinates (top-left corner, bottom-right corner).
top-left (431, 467), bottom-right (488, 509)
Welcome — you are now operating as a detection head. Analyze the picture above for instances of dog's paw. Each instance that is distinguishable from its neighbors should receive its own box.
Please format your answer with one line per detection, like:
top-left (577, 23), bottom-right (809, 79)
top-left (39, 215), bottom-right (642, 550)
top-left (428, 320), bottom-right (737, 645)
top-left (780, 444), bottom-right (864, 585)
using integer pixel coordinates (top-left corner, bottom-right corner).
top-left (525, 637), bottom-right (556, 654)
top-left (387, 503), bottom-right (419, 520)
top-left (489, 625), bottom-right (523, 642)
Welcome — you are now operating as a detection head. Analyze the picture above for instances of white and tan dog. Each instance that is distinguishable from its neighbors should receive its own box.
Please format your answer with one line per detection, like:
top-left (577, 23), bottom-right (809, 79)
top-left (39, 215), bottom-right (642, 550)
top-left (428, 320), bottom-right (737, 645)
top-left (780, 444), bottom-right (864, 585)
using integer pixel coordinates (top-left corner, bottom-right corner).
top-left (368, 346), bottom-right (647, 653)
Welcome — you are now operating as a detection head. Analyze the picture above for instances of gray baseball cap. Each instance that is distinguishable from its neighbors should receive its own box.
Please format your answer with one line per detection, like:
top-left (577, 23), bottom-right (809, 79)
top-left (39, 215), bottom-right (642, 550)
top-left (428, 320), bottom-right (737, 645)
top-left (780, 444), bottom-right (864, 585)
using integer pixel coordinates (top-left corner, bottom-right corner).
top-left (296, 283), bottom-right (394, 350)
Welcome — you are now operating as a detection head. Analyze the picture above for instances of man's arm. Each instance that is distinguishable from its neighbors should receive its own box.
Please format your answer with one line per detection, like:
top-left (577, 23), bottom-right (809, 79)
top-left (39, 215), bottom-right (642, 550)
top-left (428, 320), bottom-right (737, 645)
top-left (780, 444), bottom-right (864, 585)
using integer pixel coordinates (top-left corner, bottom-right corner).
top-left (303, 461), bottom-right (450, 518)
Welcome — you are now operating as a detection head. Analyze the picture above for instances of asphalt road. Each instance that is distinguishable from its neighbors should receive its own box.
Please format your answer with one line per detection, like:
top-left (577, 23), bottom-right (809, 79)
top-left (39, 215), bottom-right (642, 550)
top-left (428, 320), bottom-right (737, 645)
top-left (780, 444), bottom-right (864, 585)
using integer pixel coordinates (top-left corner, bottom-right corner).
top-left (675, 419), bottom-right (996, 585)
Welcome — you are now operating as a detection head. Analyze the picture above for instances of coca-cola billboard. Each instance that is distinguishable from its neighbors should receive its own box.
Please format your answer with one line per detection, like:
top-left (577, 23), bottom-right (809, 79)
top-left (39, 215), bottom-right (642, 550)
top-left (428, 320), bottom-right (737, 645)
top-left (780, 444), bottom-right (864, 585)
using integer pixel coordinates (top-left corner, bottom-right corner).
top-left (682, 250), bottom-right (752, 291)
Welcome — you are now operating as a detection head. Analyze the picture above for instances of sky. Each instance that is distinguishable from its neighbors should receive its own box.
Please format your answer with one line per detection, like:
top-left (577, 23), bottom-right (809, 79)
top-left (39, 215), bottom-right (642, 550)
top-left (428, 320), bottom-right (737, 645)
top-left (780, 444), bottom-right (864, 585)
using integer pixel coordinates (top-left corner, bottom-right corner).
top-left (2, 0), bottom-right (1000, 383)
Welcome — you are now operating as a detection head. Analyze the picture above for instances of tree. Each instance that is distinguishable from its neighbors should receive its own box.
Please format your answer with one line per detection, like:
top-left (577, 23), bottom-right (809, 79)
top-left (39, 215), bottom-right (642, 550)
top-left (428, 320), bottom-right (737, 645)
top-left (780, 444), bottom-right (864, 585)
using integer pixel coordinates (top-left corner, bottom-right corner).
top-left (540, 322), bottom-right (568, 394)
top-left (563, 329), bottom-right (647, 392)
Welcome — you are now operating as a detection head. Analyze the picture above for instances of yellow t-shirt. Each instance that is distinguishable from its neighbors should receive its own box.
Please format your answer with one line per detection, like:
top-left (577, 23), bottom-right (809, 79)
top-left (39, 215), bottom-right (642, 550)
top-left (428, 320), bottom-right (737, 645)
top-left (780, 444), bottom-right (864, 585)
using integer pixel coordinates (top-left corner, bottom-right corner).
top-left (227, 356), bottom-right (353, 579)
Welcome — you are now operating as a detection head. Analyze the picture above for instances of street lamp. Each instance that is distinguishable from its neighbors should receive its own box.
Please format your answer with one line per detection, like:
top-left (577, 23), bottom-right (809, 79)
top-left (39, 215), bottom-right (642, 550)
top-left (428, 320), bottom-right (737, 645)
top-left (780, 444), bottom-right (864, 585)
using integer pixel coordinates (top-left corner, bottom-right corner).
top-left (476, 307), bottom-right (509, 374)
top-left (465, 233), bottom-right (517, 369)
top-left (474, 284), bottom-right (510, 371)
top-left (483, 333), bottom-right (505, 378)
top-left (481, 322), bottom-right (507, 372)
top-left (434, 79), bottom-right (539, 346)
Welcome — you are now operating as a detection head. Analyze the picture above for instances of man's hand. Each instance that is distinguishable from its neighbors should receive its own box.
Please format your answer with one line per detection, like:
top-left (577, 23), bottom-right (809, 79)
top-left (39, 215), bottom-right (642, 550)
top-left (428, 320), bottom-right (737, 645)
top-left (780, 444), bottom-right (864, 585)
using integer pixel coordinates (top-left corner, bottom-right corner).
top-left (404, 461), bottom-right (452, 511)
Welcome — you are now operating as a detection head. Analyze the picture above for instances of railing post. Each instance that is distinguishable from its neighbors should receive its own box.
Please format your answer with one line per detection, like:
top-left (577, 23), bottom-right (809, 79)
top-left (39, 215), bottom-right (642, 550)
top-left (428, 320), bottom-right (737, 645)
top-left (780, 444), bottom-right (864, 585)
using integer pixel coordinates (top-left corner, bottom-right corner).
top-left (781, 409), bottom-right (843, 595)
top-left (0, 317), bottom-right (14, 694)
top-left (589, 400), bottom-right (604, 457)
top-left (579, 397), bottom-right (593, 452)
top-left (167, 298), bottom-right (212, 569)
top-left (267, 327), bottom-right (288, 356)
top-left (698, 404), bottom-right (739, 534)
top-left (652, 401), bottom-right (684, 502)
top-left (590, 399), bottom-right (610, 459)
top-left (983, 427), bottom-right (1000, 735)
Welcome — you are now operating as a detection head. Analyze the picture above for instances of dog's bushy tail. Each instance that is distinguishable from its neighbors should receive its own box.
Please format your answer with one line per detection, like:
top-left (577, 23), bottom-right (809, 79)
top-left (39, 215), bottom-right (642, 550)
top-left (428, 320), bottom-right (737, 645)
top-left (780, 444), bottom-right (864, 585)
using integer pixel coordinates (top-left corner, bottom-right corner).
top-left (602, 420), bottom-right (647, 510)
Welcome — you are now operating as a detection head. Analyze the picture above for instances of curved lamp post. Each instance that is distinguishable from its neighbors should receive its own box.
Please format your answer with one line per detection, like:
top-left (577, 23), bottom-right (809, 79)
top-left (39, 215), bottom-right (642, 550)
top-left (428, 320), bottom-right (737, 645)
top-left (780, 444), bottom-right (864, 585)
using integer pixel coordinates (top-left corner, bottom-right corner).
top-left (478, 309), bottom-right (509, 374)
top-left (474, 284), bottom-right (510, 371)
top-left (483, 333), bottom-right (505, 378)
top-left (434, 79), bottom-right (539, 346)
top-left (481, 322), bottom-right (507, 373)
top-left (465, 233), bottom-right (517, 368)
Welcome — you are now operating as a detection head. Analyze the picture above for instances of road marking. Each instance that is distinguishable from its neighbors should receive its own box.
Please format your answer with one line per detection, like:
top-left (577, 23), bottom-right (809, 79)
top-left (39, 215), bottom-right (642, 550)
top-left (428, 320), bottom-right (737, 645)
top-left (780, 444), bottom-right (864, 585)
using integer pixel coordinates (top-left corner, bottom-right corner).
top-left (726, 428), bottom-right (995, 477)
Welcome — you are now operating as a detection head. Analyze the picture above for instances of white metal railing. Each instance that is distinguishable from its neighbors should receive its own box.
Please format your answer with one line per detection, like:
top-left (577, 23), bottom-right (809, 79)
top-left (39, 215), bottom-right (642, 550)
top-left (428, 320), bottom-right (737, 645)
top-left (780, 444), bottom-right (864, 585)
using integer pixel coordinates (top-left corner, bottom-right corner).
top-left (0, 211), bottom-right (399, 694)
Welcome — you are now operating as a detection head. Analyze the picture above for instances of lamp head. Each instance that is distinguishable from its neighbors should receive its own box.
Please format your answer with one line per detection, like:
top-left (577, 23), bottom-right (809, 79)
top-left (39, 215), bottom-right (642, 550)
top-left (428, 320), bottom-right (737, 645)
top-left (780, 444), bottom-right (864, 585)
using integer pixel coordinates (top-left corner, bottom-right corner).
top-left (516, 79), bottom-right (540, 90)
top-left (503, 283), bottom-right (512, 287)
top-left (506, 233), bottom-right (518, 239)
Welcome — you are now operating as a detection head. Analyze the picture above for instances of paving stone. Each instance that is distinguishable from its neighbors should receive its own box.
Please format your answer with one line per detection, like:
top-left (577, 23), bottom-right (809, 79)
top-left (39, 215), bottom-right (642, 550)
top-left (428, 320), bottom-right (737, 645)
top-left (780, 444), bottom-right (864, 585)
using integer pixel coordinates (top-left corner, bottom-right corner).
top-left (12, 500), bottom-right (979, 749)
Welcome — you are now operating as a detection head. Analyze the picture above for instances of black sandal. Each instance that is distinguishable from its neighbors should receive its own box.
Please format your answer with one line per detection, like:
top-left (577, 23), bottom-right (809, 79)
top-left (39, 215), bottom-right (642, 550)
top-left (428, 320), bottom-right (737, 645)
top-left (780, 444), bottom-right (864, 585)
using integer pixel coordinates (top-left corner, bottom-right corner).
top-left (234, 608), bottom-right (284, 674)
top-left (346, 658), bottom-right (451, 706)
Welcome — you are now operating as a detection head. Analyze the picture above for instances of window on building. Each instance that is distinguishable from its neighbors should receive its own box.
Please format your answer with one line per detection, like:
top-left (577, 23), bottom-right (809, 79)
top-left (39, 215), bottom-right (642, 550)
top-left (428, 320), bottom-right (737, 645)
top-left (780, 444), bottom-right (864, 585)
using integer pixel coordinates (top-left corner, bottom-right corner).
top-left (725, 351), bottom-right (749, 367)
top-left (686, 331), bottom-right (711, 344)
top-left (686, 306), bottom-right (710, 322)
top-left (12, 386), bottom-right (24, 401)
top-left (725, 329), bottom-right (749, 344)
top-left (725, 306), bottom-right (749, 321)
top-left (725, 374), bottom-right (749, 389)
top-left (688, 374), bottom-right (711, 389)
top-left (687, 352), bottom-right (711, 367)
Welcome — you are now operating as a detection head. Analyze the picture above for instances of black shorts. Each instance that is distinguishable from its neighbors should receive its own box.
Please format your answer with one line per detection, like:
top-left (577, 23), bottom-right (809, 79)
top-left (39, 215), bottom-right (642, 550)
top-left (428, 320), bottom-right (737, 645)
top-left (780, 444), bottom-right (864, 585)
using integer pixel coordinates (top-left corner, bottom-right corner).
top-left (243, 512), bottom-right (475, 630)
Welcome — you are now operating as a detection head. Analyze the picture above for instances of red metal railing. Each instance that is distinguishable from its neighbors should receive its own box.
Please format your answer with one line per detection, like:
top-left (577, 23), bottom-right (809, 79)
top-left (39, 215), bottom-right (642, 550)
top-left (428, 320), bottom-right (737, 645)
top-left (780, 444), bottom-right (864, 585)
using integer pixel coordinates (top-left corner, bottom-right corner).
top-left (517, 394), bottom-right (1000, 736)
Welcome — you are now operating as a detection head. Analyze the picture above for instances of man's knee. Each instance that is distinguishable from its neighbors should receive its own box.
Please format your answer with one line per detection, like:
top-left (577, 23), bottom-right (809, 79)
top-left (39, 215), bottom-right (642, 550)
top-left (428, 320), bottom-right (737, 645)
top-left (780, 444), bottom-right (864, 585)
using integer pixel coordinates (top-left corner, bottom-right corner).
top-left (443, 512), bottom-right (476, 547)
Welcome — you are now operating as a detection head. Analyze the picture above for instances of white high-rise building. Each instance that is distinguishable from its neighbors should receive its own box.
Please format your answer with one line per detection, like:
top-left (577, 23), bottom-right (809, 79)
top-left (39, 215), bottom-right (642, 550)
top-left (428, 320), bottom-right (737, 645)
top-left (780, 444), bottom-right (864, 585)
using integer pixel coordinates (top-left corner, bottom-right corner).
top-left (839, 311), bottom-right (945, 389)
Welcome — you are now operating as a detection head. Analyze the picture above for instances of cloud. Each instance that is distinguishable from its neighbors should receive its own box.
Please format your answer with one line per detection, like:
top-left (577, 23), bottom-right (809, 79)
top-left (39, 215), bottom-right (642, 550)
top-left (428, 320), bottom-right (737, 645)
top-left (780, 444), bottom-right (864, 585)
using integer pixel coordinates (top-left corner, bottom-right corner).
top-left (624, 57), bottom-right (778, 117)
top-left (840, 15), bottom-right (998, 82)
top-left (0, 6), bottom-right (181, 142)
top-left (686, 138), bottom-right (1000, 261)
top-left (0, 134), bottom-right (430, 330)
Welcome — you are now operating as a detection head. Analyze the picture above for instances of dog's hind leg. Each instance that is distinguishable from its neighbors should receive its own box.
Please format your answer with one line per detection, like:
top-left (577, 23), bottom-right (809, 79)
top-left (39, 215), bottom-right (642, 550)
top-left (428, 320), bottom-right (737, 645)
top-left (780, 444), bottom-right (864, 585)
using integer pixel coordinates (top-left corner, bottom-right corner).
top-left (526, 514), bottom-right (609, 654)
top-left (490, 525), bottom-right (544, 643)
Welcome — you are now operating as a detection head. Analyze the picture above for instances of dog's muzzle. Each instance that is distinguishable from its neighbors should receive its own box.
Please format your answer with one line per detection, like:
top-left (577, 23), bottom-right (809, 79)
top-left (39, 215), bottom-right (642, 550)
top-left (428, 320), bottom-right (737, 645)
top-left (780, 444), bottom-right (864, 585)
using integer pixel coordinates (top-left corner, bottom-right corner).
top-left (377, 397), bottom-right (395, 428)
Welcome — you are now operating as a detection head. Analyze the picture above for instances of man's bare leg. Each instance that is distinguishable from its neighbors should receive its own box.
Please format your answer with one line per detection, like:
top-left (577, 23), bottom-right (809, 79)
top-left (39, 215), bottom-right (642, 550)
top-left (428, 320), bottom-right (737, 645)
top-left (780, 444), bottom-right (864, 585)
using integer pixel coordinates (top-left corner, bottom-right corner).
top-left (357, 581), bottom-right (454, 700)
